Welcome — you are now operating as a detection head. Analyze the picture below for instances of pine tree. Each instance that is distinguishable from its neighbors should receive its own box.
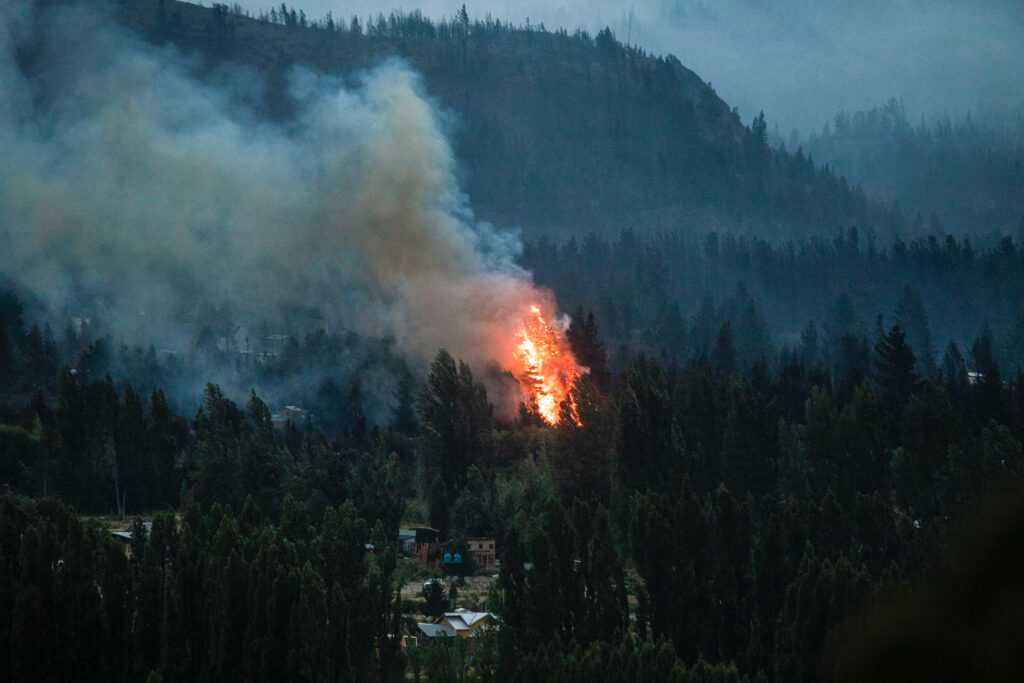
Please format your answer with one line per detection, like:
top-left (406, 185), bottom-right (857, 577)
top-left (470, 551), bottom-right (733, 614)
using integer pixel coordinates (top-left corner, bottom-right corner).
top-left (146, 389), bottom-right (179, 507)
top-left (893, 284), bottom-right (936, 378)
top-left (429, 474), bottom-right (450, 540)
top-left (422, 579), bottom-right (449, 619)
top-left (712, 322), bottom-right (737, 375)
top-left (941, 341), bottom-right (968, 393)
top-left (873, 325), bottom-right (919, 403)
top-left (417, 350), bottom-right (493, 506)
top-left (566, 308), bottom-right (610, 392)
top-left (0, 322), bottom-right (12, 388)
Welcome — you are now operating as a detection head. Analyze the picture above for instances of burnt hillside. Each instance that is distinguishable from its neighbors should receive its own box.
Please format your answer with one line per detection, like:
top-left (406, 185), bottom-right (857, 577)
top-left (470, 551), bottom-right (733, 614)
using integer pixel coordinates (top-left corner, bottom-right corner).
top-left (110, 0), bottom-right (893, 238)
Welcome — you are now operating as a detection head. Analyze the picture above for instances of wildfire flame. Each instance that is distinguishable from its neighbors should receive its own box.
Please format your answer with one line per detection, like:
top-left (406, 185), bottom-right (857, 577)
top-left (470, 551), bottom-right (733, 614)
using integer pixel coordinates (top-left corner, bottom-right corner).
top-left (513, 304), bottom-right (583, 425)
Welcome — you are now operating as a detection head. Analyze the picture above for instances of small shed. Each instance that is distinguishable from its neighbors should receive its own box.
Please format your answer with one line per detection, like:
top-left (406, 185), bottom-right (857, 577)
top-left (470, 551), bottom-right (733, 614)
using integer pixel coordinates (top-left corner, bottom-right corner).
top-left (414, 527), bottom-right (440, 563)
top-left (397, 529), bottom-right (417, 555)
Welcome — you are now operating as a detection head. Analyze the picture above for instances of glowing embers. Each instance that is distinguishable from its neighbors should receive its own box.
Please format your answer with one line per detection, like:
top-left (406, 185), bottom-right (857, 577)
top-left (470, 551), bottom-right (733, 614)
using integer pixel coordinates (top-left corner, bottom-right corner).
top-left (514, 305), bottom-right (582, 425)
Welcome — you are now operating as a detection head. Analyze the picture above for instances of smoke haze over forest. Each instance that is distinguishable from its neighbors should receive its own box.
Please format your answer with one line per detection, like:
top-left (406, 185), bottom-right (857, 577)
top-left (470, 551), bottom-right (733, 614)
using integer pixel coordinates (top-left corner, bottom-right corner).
top-left (3, 0), bottom-right (1023, 422)
top-left (1, 0), bottom-right (567, 416)
top-left (231, 0), bottom-right (1024, 135)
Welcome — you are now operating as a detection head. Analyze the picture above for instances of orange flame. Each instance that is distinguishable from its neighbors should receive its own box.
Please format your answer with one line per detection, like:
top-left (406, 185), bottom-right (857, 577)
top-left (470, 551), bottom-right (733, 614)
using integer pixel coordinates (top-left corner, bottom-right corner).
top-left (513, 304), bottom-right (583, 425)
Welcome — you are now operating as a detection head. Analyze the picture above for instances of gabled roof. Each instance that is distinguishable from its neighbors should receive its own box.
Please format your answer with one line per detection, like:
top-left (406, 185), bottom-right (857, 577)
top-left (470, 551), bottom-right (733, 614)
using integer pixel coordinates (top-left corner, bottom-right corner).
top-left (417, 623), bottom-right (456, 638)
top-left (417, 608), bottom-right (496, 639)
top-left (111, 521), bottom-right (153, 541)
top-left (443, 608), bottom-right (492, 630)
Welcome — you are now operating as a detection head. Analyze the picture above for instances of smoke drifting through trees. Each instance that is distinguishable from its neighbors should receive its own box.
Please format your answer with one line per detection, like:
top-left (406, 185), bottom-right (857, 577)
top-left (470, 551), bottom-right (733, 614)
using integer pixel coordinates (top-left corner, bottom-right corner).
top-left (0, 0), bottom-right (556, 417)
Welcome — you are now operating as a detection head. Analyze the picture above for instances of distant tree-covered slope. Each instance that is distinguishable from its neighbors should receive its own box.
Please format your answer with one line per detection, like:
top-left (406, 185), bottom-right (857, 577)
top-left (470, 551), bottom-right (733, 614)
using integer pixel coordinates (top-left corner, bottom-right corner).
top-left (784, 99), bottom-right (1024, 237)
top-left (107, 0), bottom-right (896, 239)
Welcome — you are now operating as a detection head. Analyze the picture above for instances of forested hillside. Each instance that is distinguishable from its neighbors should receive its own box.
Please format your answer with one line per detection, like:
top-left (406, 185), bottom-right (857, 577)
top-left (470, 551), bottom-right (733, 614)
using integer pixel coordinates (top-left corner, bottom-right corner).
top-left (522, 228), bottom-right (1024, 379)
top-left (103, 0), bottom-right (895, 239)
top-left (4, 1), bottom-right (1024, 681)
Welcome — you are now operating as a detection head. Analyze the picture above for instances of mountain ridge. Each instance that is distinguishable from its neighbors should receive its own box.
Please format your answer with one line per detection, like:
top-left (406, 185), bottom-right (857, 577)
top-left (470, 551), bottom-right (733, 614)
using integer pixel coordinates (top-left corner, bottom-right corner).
top-left (102, 0), bottom-right (894, 239)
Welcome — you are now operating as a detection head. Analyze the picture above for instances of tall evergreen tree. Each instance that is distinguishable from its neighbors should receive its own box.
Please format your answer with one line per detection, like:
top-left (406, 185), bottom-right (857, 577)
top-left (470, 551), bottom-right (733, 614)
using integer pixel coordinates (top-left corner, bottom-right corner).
top-left (417, 350), bottom-right (493, 507)
top-left (712, 322), bottom-right (737, 376)
top-left (567, 307), bottom-right (611, 393)
top-left (893, 283), bottom-right (936, 378)
top-left (873, 325), bottom-right (919, 403)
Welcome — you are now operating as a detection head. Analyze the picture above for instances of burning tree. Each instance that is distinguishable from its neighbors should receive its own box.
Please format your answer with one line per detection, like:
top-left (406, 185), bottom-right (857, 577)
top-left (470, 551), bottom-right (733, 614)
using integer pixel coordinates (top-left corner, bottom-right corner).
top-left (513, 305), bottom-right (583, 425)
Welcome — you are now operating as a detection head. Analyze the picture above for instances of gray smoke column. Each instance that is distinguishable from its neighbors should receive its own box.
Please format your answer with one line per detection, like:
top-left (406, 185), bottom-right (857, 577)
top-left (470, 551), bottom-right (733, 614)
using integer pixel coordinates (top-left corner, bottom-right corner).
top-left (0, 0), bottom-right (560, 403)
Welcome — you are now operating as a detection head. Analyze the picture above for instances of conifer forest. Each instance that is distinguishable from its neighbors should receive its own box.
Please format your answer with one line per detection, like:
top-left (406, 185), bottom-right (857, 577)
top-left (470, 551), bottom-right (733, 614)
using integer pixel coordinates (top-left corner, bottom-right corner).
top-left (1, 0), bottom-right (1023, 680)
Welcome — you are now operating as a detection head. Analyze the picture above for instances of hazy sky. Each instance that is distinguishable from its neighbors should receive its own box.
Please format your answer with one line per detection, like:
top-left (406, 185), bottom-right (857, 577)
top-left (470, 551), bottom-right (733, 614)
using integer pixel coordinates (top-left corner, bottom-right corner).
top-left (225, 0), bottom-right (1024, 135)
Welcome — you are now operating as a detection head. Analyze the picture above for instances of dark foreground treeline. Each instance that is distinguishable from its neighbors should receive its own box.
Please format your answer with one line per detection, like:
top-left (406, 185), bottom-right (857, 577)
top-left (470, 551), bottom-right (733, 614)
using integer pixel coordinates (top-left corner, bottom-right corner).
top-left (2, 302), bottom-right (1024, 679)
top-left (0, 495), bottom-right (402, 682)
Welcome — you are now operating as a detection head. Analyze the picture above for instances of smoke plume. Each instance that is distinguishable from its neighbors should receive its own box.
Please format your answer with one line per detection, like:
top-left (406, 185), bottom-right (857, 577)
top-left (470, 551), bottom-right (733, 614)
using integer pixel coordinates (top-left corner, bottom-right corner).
top-left (0, 0), bottom-right (557, 418)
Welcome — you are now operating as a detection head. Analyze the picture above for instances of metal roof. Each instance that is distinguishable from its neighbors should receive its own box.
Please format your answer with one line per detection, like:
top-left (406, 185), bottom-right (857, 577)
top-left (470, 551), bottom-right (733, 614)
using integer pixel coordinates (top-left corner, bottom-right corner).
top-left (443, 608), bottom-right (493, 630)
top-left (111, 522), bottom-right (152, 541)
top-left (416, 623), bottom-right (456, 638)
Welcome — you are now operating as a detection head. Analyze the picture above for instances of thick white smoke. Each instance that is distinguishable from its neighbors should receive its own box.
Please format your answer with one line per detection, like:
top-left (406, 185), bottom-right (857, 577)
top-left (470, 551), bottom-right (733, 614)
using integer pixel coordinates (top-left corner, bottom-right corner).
top-left (0, 0), bottom-right (554, 410)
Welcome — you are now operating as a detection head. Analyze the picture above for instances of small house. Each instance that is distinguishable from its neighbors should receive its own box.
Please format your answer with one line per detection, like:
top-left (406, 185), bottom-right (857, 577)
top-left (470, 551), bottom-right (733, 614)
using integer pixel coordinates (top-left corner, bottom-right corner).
top-left (466, 537), bottom-right (496, 570)
top-left (416, 608), bottom-right (495, 642)
top-left (110, 522), bottom-right (152, 557)
top-left (271, 405), bottom-right (308, 430)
